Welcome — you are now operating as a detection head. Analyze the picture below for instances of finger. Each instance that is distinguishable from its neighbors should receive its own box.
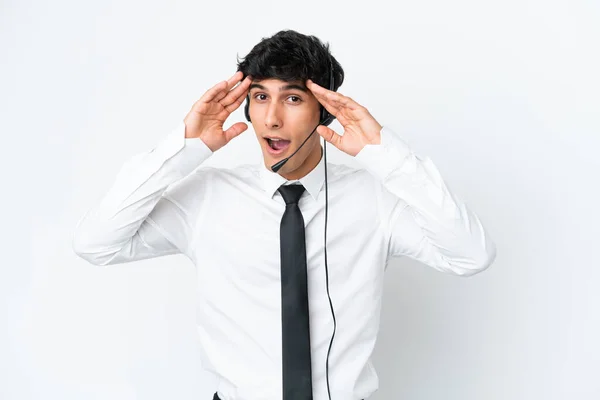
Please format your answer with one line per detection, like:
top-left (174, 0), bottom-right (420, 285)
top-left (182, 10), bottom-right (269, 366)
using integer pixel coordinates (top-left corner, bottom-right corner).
top-left (214, 71), bottom-right (246, 102)
top-left (223, 122), bottom-right (248, 142)
top-left (316, 88), bottom-right (359, 110)
top-left (328, 94), bottom-right (361, 111)
top-left (306, 79), bottom-right (340, 101)
top-left (305, 81), bottom-right (341, 115)
top-left (224, 86), bottom-right (250, 113)
top-left (316, 125), bottom-right (343, 150)
top-left (316, 95), bottom-right (341, 116)
top-left (199, 79), bottom-right (229, 104)
top-left (307, 79), bottom-right (361, 111)
top-left (311, 90), bottom-right (357, 128)
top-left (306, 81), bottom-right (344, 116)
top-left (220, 75), bottom-right (253, 107)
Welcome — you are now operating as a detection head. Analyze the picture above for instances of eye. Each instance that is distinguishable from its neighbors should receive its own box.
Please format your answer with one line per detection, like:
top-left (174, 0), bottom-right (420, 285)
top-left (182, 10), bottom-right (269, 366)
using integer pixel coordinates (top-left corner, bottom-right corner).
top-left (253, 93), bottom-right (303, 103)
top-left (253, 93), bottom-right (267, 101)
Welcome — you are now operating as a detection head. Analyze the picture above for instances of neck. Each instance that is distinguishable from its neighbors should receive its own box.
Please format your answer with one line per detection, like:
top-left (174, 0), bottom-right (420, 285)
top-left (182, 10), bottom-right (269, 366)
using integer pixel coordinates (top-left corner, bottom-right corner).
top-left (280, 145), bottom-right (323, 181)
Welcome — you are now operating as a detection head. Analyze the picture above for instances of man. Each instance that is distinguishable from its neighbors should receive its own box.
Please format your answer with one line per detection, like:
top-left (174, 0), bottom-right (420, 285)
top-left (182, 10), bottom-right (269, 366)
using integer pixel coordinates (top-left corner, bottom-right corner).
top-left (73, 30), bottom-right (496, 400)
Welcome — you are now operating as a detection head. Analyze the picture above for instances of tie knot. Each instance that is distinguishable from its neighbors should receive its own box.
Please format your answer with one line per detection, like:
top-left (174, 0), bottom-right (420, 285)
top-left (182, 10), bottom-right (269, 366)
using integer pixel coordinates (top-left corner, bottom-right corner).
top-left (278, 184), bottom-right (305, 205)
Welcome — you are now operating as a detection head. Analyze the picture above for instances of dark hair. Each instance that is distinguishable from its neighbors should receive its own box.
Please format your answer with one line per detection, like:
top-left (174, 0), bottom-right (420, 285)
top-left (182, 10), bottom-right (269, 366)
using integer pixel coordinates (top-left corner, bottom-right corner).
top-left (236, 30), bottom-right (344, 91)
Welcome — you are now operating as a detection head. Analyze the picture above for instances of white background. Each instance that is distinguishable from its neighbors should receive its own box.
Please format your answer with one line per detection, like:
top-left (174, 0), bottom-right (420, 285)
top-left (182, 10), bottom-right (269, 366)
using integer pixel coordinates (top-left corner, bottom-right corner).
top-left (2, 0), bottom-right (599, 399)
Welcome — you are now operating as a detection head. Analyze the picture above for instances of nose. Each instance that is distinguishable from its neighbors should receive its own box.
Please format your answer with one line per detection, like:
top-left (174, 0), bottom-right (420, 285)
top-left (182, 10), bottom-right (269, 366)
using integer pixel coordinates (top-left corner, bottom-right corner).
top-left (264, 101), bottom-right (282, 128)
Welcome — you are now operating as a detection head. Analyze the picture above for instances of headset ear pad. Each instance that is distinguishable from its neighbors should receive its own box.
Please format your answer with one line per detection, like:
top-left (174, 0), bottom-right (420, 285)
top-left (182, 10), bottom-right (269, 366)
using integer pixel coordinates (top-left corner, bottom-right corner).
top-left (320, 60), bottom-right (337, 127)
top-left (244, 95), bottom-right (251, 122)
top-left (320, 106), bottom-right (336, 127)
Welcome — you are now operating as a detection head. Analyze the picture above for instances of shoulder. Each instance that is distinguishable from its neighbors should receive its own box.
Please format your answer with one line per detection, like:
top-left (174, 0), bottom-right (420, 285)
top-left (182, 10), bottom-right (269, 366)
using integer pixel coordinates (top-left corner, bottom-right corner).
top-left (326, 161), bottom-right (379, 190)
top-left (161, 164), bottom-right (256, 206)
top-left (176, 163), bottom-right (258, 186)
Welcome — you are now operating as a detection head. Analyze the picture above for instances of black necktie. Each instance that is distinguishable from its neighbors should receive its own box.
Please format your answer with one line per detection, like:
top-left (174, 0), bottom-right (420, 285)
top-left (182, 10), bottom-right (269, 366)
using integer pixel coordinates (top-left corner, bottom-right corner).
top-left (277, 184), bottom-right (313, 400)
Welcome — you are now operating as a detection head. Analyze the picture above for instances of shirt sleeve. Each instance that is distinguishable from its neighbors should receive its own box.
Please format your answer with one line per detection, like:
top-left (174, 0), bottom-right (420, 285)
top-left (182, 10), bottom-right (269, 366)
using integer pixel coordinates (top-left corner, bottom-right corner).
top-left (72, 122), bottom-right (214, 266)
top-left (354, 125), bottom-right (497, 277)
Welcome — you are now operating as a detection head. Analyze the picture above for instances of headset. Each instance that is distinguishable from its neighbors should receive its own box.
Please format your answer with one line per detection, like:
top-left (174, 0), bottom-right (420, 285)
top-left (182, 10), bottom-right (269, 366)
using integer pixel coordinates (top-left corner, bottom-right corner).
top-left (244, 60), bottom-right (337, 400)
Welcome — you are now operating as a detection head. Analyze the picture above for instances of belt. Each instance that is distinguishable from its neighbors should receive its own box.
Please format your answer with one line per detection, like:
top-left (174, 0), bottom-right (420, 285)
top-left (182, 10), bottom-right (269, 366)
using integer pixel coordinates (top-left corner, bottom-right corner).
top-left (213, 393), bottom-right (364, 400)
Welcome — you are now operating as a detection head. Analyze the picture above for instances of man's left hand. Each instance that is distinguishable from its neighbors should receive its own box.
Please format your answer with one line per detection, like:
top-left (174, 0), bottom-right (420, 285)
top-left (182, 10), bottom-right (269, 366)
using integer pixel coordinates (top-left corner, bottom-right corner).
top-left (306, 79), bottom-right (382, 157)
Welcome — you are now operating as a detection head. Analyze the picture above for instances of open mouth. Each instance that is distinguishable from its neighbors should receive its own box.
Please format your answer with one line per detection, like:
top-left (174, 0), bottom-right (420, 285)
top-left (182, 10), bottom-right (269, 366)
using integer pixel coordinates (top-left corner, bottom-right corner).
top-left (264, 138), bottom-right (291, 155)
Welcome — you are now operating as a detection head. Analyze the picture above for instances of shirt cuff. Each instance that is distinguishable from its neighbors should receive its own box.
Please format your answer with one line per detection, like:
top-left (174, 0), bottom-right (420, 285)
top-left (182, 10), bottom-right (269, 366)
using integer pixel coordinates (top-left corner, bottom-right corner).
top-left (155, 121), bottom-right (214, 178)
top-left (354, 125), bottom-right (412, 181)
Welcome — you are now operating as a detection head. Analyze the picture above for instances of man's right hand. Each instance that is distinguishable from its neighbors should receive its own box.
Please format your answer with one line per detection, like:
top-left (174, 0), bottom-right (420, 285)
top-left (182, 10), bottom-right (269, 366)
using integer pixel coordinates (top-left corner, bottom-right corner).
top-left (184, 71), bottom-right (252, 152)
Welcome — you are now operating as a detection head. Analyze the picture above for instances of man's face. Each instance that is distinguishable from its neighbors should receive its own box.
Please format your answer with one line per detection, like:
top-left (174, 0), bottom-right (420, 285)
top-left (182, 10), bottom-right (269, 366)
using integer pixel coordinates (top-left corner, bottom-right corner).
top-left (248, 78), bottom-right (322, 179)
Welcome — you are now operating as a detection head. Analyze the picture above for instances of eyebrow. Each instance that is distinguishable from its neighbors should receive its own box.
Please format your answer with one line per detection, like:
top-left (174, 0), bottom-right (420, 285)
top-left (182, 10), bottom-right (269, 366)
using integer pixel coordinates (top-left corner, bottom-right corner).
top-left (249, 83), bottom-right (308, 93)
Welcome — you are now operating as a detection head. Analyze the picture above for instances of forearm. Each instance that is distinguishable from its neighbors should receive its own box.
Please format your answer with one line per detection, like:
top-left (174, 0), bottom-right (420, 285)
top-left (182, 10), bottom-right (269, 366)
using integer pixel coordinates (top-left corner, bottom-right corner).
top-left (72, 122), bottom-right (212, 265)
top-left (356, 126), bottom-right (496, 276)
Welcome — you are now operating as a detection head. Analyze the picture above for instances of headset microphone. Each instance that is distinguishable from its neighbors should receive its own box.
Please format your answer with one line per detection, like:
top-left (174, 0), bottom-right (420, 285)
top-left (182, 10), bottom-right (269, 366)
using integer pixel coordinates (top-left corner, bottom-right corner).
top-left (270, 122), bottom-right (320, 173)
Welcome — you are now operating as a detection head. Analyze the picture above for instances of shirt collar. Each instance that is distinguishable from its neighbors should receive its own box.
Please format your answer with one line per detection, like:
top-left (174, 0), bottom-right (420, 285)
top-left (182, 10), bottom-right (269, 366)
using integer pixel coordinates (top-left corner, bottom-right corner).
top-left (259, 147), bottom-right (325, 201)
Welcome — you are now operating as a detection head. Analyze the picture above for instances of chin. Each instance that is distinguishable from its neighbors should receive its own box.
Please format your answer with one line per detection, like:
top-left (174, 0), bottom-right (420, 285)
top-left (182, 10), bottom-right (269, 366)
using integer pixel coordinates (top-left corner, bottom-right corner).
top-left (261, 155), bottom-right (293, 176)
top-left (262, 157), bottom-right (274, 171)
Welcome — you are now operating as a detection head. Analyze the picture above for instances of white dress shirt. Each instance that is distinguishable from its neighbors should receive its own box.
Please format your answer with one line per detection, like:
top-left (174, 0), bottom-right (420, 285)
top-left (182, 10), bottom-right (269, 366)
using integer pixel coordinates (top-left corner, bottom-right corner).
top-left (72, 121), bottom-right (496, 400)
